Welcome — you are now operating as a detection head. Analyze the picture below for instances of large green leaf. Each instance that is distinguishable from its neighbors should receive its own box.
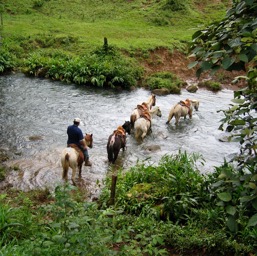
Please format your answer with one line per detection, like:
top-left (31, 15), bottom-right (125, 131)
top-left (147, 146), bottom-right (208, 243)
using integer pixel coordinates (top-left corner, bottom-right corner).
top-left (218, 192), bottom-right (232, 202)
top-left (230, 119), bottom-right (246, 125)
top-left (227, 216), bottom-right (238, 232)
top-left (187, 61), bottom-right (198, 69)
top-left (226, 205), bottom-right (236, 216)
top-left (222, 56), bottom-right (235, 69)
top-left (247, 213), bottom-right (257, 227)
top-left (201, 61), bottom-right (212, 71)
top-left (239, 53), bottom-right (248, 62)
top-left (228, 38), bottom-right (242, 48)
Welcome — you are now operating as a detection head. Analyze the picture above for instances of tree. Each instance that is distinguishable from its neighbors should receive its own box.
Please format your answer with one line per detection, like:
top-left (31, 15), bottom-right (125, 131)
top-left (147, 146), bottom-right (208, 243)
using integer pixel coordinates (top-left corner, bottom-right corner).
top-left (189, 0), bottom-right (257, 229)
top-left (189, 0), bottom-right (257, 171)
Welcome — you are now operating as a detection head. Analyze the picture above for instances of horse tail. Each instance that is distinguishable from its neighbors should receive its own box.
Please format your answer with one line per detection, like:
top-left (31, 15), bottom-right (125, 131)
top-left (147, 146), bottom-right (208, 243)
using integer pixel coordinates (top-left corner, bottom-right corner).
top-left (107, 135), bottom-right (116, 163)
top-left (62, 152), bottom-right (70, 180)
top-left (166, 106), bottom-right (175, 124)
top-left (134, 126), bottom-right (143, 142)
top-left (130, 114), bottom-right (136, 128)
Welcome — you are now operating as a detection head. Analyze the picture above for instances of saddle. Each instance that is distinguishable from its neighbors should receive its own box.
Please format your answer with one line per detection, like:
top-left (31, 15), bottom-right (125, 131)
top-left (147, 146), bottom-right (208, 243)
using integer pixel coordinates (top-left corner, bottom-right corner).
top-left (113, 126), bottom-right (126, 145)
top-left (136, 103), bottom-right (148, 113)
top-left (67, 143), bottom-right (84, 164)
top-left (140, 110), bottom-right (151, 123)
top-left (179, 99), bottom-right (191, 109)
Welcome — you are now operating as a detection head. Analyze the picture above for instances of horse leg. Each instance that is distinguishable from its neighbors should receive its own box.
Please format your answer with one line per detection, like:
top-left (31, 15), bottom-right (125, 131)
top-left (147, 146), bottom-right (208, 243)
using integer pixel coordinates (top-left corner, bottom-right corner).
top-left (62, 168), bottom-right (68, 182)
top-left (189, 109), bottom-right (193, 119)
top-left (62, 153), bottom-right (69, 182)
top-left (175, 114), bottom-right (180, 126)
top-left (71, 167), bottom-right (77, 186)
top-left (166, 110), bottom-right (174, 124)
top-left (78, 164), bottom-right (82, 178)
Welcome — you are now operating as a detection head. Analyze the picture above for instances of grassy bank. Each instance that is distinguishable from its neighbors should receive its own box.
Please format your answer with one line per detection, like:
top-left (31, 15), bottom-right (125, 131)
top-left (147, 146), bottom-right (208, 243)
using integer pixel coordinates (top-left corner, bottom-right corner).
top-left (0, 0), bottom-right (230, 90)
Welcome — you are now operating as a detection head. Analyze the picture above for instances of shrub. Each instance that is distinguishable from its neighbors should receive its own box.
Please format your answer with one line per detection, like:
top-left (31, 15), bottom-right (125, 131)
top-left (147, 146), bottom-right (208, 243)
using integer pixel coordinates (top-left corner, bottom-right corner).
top-left (0, 49), bottom-right (14, 74)
top-left (198, 80), bottom-right (222, 91)
top-left (145, 71), bottom-right (183, 93)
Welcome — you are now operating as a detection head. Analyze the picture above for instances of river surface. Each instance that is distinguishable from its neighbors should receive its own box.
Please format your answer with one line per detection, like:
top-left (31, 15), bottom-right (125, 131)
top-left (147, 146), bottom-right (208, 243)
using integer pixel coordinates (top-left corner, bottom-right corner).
top-left (0, 73), bottom-right (239, 198)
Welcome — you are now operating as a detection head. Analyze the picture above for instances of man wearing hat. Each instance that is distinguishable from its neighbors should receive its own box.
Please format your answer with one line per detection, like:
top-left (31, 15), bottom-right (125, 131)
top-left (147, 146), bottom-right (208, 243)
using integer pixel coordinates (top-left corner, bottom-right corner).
top-left (67, 117), bottom-right (92, 166)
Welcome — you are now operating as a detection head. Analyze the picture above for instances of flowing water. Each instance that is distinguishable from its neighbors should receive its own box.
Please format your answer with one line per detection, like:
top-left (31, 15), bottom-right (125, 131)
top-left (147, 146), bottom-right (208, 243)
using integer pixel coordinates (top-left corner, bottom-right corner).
top-left (0, 73), bottom-right (239, 198)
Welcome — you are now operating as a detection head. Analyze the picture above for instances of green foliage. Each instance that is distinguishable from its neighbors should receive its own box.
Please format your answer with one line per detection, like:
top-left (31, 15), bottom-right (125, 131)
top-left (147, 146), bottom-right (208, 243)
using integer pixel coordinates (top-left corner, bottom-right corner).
top-left (145, 71), bottom-right (183, 93)
top-left (23, 45), bottom-right (143, 89)
top-left (164, 0), bottom-right (189, 11)
top-left (198, 80), bottom-right (222, 91)
top-left (0, 197), bottom-right (36, 245)
top-left (206, 161), bottom-right (257, 234)
top-left (100, 152), bottom-right (208, 222)
top-left (0, 48), bottom-right (14, 74)
top-left (189, 1), bottom-right (257, 233)
top-left (1, 158), bottom-right (256, 255)
top-left (189, 0), bottom-right (257, 77)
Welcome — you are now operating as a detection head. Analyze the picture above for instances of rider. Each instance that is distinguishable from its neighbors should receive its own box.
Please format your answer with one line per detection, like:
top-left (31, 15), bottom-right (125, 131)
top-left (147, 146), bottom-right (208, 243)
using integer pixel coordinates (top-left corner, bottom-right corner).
top-left (67, 117), bottom-right (92, 166)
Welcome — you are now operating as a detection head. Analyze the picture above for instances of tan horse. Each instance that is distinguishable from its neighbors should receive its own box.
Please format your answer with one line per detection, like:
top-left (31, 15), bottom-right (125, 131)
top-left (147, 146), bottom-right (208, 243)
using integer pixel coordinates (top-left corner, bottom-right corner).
top-left (61, 133), bottom-right (93, 186)
top-left (130, 94), bottom-right (156, 128)
top-left (166, 99), bottom-right (193, 126)
top-left (134, 106), bottom-right (162, 142)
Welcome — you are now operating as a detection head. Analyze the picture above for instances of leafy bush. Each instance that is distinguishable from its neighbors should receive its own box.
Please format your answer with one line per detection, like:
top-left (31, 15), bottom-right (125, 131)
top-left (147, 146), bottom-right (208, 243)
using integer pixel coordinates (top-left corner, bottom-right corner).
top-left (164, 0), bottom-right (189, 11)
top-left (198, 80), bottom-right (222, 91)
top-left (0, 49), bottom-right (14, 74)
top-left (100, 152), bottom-right (209, 222)
top-left (145, 71), bottom-right (183, 93)
top-left (23, 44), bottom-right (143, 89)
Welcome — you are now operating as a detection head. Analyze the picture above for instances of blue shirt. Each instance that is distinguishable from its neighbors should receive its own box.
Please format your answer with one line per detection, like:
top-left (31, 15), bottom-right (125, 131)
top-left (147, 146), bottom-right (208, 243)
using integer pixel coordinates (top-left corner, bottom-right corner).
top-left (67, 124), bottom-right (84, 146)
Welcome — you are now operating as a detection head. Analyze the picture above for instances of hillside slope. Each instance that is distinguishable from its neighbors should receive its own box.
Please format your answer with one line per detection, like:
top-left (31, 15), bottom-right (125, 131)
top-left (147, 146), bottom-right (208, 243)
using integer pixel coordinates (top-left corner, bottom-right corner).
top-left (1, 0), bottom-right (242, 88)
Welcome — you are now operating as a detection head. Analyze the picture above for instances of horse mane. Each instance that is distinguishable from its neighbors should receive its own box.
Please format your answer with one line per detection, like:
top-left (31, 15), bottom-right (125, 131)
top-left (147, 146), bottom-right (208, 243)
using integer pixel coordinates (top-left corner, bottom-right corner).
top-left (84, 133), bottom-right (93, 148)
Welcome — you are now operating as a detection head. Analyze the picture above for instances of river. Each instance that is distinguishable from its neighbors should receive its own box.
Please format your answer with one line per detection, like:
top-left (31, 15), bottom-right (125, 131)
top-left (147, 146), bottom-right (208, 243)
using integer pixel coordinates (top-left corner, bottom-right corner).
top-left (0, 73), bottom-right (239, 198)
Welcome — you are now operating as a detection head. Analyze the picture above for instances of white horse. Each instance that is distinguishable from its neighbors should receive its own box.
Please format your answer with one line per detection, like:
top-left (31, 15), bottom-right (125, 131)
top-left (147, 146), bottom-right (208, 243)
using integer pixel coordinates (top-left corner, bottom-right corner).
top-left (130, 94), bottom-right (156, 128)
top-left (166, 99), bottom-right (199, 125)
top-left (134, 106), bottom-right (162, 142)
top-left (61, 133), bottom-right (93, 186)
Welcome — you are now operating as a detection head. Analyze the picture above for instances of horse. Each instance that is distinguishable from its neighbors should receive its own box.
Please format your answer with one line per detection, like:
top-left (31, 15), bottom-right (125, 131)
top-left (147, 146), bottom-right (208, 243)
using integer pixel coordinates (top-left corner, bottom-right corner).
top-left (134, 106), bottom-right (162, 142)
top-left (61, 133), bottom-right (93, 186)
top-left (107, 121), bottom-right (131, 164)
top-left (166, 99), bottom-right (194, 126)
top-left (130, 94), bottom-right (156, 128)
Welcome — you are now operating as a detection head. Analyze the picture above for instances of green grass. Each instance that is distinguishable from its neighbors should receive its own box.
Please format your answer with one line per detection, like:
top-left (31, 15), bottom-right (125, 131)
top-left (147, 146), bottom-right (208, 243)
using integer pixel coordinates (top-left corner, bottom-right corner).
top-left (1, 0), bottom-right (229, 55)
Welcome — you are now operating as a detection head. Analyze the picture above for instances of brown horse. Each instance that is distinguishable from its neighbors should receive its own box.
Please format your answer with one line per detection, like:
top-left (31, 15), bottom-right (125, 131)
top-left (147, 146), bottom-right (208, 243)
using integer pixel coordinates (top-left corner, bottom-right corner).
top-left (107, 121), bottom-right (131, 164)
top-left (61, 133), bottom-right (93, 185)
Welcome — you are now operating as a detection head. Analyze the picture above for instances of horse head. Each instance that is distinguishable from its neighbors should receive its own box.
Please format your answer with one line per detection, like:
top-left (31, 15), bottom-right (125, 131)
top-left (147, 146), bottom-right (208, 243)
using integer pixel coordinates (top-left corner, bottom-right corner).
top-left (122, 121), bottom-right (132, 135)
top-left (190, 99), bottom-right (199, 111)
top-left (149, 106), bottom-right (162, 117)
top-left (85, 133), bottom-right (93, 148)
top-left (156, 107), bottom-right (162, 117)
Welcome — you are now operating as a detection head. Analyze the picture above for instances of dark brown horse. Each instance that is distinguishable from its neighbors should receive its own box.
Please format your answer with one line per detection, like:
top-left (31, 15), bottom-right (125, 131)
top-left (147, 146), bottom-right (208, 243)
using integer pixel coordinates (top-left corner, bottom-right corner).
top-left (107, 121), bottom-right (131, 164)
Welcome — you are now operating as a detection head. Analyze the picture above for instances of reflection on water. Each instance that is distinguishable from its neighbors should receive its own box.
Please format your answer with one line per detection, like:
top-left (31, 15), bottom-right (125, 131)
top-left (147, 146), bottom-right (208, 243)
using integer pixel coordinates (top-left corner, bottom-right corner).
top-left (0, 73), bottom-right (239, 197)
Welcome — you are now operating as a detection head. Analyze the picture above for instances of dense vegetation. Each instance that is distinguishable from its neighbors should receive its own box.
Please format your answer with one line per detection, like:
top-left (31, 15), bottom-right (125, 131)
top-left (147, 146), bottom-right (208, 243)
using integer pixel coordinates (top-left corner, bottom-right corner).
top-left (1, 153), bottom-right (256, 255)
top-left (1, 0), bottom-right (257, 255)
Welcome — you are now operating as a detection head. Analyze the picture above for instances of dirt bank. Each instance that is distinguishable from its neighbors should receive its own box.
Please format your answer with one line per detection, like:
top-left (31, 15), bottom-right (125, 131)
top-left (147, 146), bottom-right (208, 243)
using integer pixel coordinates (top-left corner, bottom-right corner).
top-left (141, 49), bottom-right (247, 91)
